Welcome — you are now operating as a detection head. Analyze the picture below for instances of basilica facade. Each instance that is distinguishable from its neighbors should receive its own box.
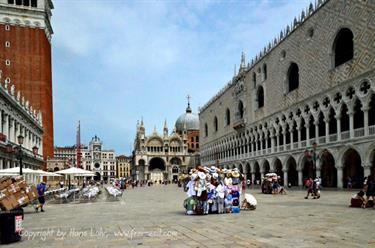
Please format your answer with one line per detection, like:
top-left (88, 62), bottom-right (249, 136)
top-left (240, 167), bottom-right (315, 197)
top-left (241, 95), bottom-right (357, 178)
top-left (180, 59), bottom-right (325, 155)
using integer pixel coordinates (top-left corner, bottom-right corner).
top-left (132, 102), bottom-right (200, 182)
top-left (200, 0), bottom-right (375, 188)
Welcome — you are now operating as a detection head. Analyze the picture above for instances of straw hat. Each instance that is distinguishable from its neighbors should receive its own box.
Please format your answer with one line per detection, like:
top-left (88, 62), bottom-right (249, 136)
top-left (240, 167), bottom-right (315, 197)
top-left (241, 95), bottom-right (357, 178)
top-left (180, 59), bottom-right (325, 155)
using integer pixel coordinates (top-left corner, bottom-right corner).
top-left (232, 171), bottom-right (240, 178)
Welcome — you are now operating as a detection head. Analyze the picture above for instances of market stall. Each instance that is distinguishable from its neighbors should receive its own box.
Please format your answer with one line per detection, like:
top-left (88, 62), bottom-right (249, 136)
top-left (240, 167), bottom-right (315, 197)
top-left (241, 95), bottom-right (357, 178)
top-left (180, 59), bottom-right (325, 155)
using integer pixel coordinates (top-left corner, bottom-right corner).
top-left (183, 166), bottom-right (253, 215)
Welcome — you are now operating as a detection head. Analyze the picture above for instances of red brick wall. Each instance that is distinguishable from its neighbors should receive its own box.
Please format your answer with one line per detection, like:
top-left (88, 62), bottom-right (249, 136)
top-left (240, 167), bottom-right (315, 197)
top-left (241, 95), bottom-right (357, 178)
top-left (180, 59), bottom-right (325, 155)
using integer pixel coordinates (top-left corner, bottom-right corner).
top-left (187, 130), bottom-right (200, 152)
top-left (0, 24), bottom-right (54, 162)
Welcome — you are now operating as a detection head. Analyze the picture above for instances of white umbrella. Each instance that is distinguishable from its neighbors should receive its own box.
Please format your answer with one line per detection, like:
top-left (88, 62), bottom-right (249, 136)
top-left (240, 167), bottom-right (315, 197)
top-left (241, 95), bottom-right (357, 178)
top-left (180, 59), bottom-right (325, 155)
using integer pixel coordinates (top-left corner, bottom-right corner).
top-left (0, 167), bottom-right (42, 175)
top-left (35, 170), bottom-right (62, 177)
top-left (57, 167), bottom-right (95, 177)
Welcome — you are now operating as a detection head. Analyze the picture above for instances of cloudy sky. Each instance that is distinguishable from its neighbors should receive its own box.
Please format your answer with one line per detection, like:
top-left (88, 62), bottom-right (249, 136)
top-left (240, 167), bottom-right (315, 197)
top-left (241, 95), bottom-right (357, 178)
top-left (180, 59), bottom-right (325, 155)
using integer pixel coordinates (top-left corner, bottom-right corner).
top-left (52, 0), bottom-right (311, 155)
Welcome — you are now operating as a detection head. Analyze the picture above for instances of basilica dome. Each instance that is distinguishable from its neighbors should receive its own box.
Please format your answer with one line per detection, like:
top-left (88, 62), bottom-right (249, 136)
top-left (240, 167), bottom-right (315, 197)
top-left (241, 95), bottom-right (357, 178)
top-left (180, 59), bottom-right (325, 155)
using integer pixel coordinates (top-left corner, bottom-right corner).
top-left (175, 103), bottom-right (199, 132)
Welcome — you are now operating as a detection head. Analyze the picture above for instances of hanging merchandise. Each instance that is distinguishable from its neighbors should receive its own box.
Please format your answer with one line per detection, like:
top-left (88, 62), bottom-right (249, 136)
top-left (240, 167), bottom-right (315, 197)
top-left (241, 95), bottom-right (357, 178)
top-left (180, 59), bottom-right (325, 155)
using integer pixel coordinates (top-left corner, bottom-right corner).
top-left (182, 166), bottom-right (253, 215)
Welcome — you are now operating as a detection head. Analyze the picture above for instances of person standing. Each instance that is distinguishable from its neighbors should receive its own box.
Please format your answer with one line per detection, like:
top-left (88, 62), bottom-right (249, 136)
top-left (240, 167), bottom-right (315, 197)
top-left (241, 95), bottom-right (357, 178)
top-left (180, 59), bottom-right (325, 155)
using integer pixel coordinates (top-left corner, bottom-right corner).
top-left (35, 182), bottom-right (47, 212)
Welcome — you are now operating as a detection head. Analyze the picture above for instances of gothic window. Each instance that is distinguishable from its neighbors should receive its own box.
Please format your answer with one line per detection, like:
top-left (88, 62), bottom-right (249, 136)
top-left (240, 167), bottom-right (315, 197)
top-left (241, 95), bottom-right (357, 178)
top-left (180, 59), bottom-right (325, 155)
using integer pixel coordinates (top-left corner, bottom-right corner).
top-left (353, 99), bottom-right (364, 129)
top-left (287, 63), bottom-right (299, 92)
top-left (8, 0), bottom-right (14, 4)
top-left (31, 0), bottom-right (37, 7)
top-left (263, 64), bottom-right (267, 80)
top-left (16, 0), bottom-right (22, 5)
top-left (205, 123), bottom-right (208, 137)
top-left (257, 86), bottom-right (264, 108)
top-left (225, 108), bottom-right (230, 126)
top-left (238, 100), bottom-right (244, 119)
top-left (214, 116), bottom-right (218, 132)
top-left (333, 28), bottom-right (353, 67)
top-left (24, 0), bottom-right (29, 6)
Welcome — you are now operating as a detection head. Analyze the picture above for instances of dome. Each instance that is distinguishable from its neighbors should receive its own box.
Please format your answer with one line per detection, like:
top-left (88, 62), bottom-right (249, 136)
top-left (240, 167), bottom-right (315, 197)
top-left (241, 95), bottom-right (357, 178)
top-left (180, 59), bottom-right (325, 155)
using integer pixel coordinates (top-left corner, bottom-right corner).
top-left (175, 102), bottom-right (199, 132)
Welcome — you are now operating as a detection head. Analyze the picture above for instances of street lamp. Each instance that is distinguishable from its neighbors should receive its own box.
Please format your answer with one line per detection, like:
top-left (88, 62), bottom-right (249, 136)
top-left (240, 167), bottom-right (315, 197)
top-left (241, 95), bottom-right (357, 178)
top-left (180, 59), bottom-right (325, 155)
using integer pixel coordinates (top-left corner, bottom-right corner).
top-left (17, 134), bottom-right (24, 175)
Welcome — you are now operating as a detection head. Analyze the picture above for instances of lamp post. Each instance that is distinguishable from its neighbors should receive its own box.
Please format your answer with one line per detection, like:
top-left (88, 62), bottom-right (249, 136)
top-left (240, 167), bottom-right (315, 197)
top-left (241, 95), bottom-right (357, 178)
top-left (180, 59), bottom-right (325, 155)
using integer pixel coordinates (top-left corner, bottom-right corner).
top-left (16, 134), bottom-right (24, 175)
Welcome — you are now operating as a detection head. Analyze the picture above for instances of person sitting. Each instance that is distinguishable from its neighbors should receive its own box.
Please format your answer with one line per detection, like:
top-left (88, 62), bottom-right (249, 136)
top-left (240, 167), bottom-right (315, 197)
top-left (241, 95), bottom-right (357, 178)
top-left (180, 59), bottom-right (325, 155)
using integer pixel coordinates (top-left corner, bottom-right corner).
top-left (351, 190), bottom-right (367, 208)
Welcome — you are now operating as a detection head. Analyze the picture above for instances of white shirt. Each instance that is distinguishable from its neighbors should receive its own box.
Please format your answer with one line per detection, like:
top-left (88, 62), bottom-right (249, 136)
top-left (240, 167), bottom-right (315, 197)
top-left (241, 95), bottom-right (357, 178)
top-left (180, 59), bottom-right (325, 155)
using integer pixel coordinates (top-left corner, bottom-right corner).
top-left (186, 181), bottom-right (196, 197)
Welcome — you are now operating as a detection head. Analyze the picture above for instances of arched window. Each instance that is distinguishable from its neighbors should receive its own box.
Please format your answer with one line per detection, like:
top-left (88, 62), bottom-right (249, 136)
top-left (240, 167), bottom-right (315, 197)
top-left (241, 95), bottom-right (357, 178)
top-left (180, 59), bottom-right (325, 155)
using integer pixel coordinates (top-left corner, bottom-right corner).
top-left (225, 108), bottom-right (230, 126)
top-left (257, 86), bottom-right (264, 108)
top-left (214, 116), bottom-right (218, 132)
top-left (204, 123), bottom-right (208, 137)
top-left (238, 101), bottom-right (244, 119)
top-left (263, 64), bottom-right (267, 80)
top-left (333, 28), bottom-right (353, 67)
top-left (288, 63), bottom-right (299, 92)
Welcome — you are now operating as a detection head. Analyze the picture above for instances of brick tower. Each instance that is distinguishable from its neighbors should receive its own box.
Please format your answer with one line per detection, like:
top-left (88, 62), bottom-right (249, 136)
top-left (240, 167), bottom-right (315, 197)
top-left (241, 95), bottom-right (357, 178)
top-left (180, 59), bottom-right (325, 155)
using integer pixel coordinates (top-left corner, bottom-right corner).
top-left (0, 0), bottom-right (54, 162)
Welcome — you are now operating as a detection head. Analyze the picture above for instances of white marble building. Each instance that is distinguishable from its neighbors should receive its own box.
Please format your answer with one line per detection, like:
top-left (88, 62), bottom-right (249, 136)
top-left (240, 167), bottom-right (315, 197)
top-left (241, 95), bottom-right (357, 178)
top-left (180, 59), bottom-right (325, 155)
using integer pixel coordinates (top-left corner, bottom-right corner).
top-left (200, 0), bottom-right (375, 189)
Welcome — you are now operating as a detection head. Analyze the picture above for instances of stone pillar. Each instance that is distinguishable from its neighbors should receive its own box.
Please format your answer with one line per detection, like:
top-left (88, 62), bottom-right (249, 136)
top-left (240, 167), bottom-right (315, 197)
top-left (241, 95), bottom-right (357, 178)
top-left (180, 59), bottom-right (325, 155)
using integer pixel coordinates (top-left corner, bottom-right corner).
top-left (276, 134), bottom-right (280, 152)
top-left (289, 127), bottom-right (293, 149)
top-left (265, 137), bottom-right (268, 153)
top-left (349, 111), bottom-right (354, 139)
top-left (336, 115), bottom-right (341, 141)
top-left (297, 127), bottom-right (301, 148)
top-left (363, 108), bottom-right (369, 136)
top-left (298, 169), bottom-right (303, 187)
top-left (315, 121), bottom-right (319, 144)
top-left (363, 163), bottom-right (371, 177)
top-left (0, 110), bottom-right (2, 134)
top-left (3, 113), bottom-right (8, 138)
top-left (325, 118), bottom-right (329, 142)
top-left (306, 123), bottom-right (310, 147)
top-left (283, 132), bottom-right (286, 151)
top-left (337, 167), bottom-right (343, 188)
top-left (260, 169), bottom-right (265, 178)
top-left (251, 173), bottom-right (255, 184)
top-left (283, 170), bottom-right (288, 187)
top-left (271, 135), bottom-right (275, 153)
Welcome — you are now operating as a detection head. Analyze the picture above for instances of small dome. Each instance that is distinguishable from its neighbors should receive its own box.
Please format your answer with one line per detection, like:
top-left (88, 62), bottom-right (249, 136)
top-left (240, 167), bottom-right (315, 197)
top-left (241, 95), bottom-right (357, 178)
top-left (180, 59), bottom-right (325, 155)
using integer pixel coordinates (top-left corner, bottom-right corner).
top-left (175, 102), bottom-right (199, 132)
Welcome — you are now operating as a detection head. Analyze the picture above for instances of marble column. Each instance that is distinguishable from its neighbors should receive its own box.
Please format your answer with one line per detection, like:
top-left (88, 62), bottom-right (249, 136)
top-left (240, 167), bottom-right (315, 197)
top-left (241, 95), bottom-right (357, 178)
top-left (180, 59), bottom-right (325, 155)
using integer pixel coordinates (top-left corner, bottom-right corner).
top-left (306, 123), bottom-right (310, 147)
top-left (276, 134), bottom-right (280, 152)
top-left (325, 118), bottom-right (329, 143)
top-left (337, 167), bottom-right (343, 188)
top-left (349, 111), bottom-right (354, 139)
top-left (298, 170), bottom-right (303, 187)
top-left (363, 108), bottom-right (369, 136)
top-left (336, 115), bottom-right (341, 141)
top-left (315, 121), bottom-right (319, 144)
top-left (297, 127), bottom-right (301, 148)
top-left (283, 170), bottom-right (288, 187)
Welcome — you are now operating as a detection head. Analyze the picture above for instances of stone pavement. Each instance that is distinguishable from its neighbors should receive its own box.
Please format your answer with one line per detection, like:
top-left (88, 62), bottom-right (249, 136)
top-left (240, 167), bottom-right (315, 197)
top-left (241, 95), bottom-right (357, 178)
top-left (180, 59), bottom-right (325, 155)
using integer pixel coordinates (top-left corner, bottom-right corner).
top-left (4, 185), bottom-right (375, 248)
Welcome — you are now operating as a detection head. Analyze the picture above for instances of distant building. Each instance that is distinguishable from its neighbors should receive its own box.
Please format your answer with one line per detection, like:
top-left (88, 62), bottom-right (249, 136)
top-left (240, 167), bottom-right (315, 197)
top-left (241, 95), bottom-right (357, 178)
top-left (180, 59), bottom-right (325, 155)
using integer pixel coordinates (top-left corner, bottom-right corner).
top-left (53, 135), bottom-right (116, 181)
top-left (116, 155), bottom-right (132, 178)
top-left (46, 157), bottom-right (70, 172)
top-left (133, 100), bottom-right (200, 182)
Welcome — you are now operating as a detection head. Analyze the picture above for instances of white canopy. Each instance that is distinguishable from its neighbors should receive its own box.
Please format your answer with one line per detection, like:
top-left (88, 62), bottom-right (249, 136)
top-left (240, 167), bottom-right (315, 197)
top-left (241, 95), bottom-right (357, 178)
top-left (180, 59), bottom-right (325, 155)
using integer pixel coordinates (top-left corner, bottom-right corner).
top-left (35, 170), bottom-right (62, 177)
top-left (0, 167), bottom-right (44, 175)
top-left (57, 167), bottom-right (95, 177)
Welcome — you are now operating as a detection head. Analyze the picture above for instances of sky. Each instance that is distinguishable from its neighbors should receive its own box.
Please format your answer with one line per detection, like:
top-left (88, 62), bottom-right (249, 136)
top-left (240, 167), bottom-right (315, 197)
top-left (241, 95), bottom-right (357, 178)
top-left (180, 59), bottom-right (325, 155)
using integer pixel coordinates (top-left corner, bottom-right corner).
top-left (52, 0), bottom-right (312, 155)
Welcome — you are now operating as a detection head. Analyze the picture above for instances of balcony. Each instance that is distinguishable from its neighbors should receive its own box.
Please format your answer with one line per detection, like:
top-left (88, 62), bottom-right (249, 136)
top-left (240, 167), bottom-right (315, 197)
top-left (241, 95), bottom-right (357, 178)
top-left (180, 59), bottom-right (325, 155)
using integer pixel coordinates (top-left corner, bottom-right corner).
top-left (233, 112), bottom-right (245, 130)
top-left (341, 131), bottom-right (350, 140)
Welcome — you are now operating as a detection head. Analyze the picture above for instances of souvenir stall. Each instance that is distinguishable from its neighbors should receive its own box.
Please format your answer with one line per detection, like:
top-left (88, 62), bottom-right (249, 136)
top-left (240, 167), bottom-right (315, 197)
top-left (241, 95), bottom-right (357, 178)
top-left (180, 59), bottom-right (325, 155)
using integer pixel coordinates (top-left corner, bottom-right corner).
top-left (183, 166), bottom-right (256, 215)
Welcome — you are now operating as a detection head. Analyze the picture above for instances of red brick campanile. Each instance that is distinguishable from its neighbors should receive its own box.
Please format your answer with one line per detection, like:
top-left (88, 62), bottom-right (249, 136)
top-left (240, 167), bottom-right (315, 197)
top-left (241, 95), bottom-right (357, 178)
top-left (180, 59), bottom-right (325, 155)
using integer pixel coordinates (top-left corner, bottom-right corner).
top-left (0, 0), bottom-right (54, 163)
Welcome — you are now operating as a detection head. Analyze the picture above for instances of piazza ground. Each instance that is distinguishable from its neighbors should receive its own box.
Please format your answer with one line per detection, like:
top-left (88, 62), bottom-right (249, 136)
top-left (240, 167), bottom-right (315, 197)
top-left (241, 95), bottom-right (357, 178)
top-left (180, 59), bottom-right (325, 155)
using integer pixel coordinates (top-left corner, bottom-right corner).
top-left (5, 185), bottom-right (375, 248)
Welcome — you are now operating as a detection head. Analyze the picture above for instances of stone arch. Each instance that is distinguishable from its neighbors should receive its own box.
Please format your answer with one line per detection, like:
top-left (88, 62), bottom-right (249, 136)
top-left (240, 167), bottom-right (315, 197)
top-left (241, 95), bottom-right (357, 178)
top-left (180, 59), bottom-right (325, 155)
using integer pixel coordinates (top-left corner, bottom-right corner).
top-left (301, 156), bottom-right (315, 180)
top-left (286, 156), bottom-right (298, 186)
top-left (263, 160), bottom-right (270, 174)
top-left (273, 158), bottom-right (283, 185)
top-left (149, 157), bottom-right (166, 171)
top-left (238, 163), bottom-right (244, 173)
top-left (253, 161), bottom-right (261, 184)
top-left (245, 162), bottom-right (251, 180)
top-left (320, 150), bottom-right (337, 187)
top-left (341, 148), bottom-right (364, 188)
